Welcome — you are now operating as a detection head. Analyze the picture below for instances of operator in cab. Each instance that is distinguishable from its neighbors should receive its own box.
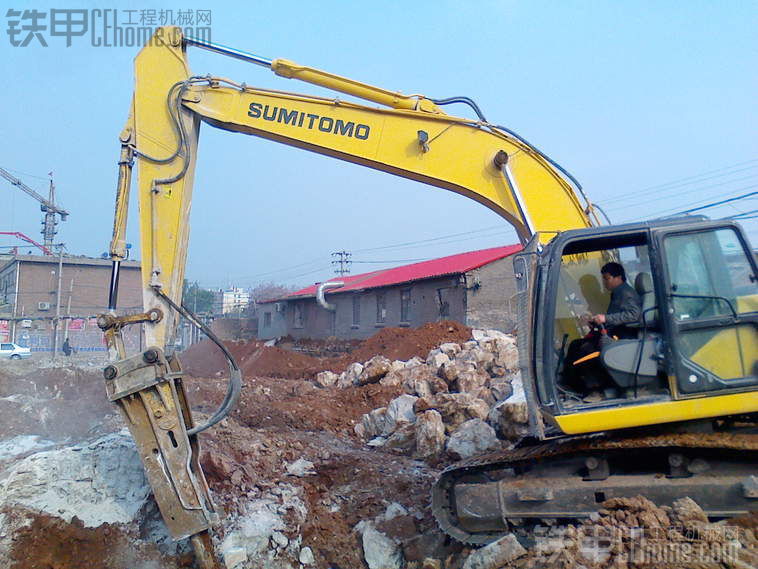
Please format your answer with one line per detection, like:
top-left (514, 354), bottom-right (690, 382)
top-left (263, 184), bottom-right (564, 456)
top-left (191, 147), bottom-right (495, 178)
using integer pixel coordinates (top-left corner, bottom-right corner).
top-left (562, 262), bottom-right (642, 397)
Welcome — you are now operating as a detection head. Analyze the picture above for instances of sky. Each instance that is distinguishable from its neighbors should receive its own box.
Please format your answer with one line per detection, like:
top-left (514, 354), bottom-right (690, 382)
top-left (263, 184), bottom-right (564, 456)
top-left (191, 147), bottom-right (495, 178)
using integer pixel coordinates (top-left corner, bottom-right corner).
top-left (1, 1), bottom-right (756, 291)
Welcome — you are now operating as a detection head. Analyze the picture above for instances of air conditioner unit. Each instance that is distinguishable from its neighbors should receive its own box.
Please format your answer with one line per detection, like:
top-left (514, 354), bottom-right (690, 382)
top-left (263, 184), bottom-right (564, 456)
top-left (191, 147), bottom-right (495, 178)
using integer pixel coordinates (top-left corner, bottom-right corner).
top-left (38, 302), bottom-right (51, 311)
top-left (20, 319), bottom-right (32, 328)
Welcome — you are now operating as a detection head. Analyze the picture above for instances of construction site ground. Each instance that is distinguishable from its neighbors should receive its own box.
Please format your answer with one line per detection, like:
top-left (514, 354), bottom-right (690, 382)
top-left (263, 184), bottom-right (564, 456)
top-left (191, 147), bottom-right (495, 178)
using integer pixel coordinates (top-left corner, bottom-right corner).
top-left (0, 322), bottom-right (755, 569)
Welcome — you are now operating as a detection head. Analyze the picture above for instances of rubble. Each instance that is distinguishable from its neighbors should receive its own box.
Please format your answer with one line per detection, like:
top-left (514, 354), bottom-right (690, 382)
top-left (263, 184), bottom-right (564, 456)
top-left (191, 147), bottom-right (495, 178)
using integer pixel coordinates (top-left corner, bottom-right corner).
top-left (361, 523), bottom-right (404, 569)
top-left (463, 533), bottom-right (526, 569)
top-left (414, 410), bottom-right (446, 459)
top-left (2, 322), bottom-right (753, 569)
top-left (446, 418), bottom-right (500, 460)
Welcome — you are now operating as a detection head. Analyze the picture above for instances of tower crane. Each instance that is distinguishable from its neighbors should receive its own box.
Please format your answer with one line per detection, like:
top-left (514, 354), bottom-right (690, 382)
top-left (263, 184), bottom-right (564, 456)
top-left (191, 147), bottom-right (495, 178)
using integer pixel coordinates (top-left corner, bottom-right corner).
top-left (0, 167), bottom-right (69, 252)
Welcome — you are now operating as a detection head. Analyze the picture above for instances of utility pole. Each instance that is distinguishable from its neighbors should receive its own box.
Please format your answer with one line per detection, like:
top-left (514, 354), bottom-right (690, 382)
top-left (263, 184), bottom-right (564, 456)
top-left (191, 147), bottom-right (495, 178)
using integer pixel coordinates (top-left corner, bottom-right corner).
top-left (51, 245), bottom-right (64, 361)
top-left (331, 250), bottom-right (352, 276)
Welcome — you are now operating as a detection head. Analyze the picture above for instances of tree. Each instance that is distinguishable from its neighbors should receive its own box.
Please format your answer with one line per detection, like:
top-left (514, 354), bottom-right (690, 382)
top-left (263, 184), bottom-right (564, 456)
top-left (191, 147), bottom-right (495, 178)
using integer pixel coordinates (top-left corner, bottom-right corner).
top-left (182, 280), bottom-right (215, 314)
top-left (250, 281), bottom-right (298, 303)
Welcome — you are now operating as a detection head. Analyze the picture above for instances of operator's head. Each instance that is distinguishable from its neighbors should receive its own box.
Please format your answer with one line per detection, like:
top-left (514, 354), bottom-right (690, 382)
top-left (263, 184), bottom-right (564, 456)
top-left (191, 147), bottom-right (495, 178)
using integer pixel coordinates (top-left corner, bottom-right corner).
top-left (600, 262), bottom-right (626, 291)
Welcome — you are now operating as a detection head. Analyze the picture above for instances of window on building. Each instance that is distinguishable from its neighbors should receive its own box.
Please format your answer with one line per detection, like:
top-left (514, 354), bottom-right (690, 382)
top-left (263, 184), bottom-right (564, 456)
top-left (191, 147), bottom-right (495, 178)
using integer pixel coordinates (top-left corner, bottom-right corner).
top-left (400, 288), bottom-right (411, 322)
top-left (437, 288), bottom-right (451, 318)
top-left (263, 312), bottom-right (272, 327)
top-left (352, 295), bottom-right (360, 325)
top-left (376, 292), bottom-right (386, 323)
top-left (294, 303), bottom-right (304, 328)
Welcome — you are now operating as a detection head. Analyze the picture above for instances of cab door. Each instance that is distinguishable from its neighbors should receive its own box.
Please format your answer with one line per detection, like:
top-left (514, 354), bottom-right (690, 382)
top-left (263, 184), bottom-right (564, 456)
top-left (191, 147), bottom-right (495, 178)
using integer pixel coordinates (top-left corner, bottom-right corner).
top-left (655, 223), bottom-right (758, 395)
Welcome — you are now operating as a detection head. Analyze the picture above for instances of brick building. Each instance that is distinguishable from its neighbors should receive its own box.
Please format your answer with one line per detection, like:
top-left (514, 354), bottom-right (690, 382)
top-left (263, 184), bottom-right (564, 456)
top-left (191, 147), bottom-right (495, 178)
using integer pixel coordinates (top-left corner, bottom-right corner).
top-left (257, 245), bottom-right (522, 341)
top-left (0, 255), bottom-right (142, 352)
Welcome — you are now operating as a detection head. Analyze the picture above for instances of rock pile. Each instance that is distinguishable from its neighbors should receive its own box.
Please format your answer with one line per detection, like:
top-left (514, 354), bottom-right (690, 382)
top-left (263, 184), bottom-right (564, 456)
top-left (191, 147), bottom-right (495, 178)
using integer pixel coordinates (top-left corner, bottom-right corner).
top-left (313, 329), bottom-right (528, 461)
top-left (507, 495), bottom-right (757, 569)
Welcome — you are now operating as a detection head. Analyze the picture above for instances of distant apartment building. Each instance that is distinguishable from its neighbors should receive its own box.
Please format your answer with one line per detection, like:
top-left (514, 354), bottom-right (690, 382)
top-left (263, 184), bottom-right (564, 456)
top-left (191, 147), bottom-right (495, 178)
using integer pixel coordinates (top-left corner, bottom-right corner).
top-left (213, 286), bottom-right (251, 316)
top-left (257, 245), bottom-right (522, 341)
top-left (0, 254), bottom-right (142, 351)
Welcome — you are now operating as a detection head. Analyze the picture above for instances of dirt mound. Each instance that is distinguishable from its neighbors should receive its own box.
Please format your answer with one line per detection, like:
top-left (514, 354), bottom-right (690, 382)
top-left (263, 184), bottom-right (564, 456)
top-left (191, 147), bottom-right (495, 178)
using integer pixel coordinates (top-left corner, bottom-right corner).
top-left (185, 374), bottom-right (405, 435)
top-left (5, 508), bottom-right (186, 569)
top-left (0, 366), bottom-right (118, 442)
top-left (180, 320), bottom-right (472, 380)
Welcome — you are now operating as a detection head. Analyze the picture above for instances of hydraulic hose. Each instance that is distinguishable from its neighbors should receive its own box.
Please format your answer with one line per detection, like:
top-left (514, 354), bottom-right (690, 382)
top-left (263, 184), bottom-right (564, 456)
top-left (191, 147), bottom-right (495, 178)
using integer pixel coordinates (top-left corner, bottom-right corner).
top-left (153, 287), bottom-right (242, 435)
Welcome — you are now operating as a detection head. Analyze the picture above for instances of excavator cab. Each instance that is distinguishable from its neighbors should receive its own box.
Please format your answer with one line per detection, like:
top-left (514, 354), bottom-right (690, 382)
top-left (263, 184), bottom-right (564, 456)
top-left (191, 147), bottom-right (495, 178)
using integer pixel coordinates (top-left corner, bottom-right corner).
top-left (516, 217), bottom-right (757, 437)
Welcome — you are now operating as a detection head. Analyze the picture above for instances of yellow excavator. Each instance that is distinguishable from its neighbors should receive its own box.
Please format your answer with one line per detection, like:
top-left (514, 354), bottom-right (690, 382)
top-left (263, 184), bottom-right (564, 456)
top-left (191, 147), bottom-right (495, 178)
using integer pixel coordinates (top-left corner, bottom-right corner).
top-left (99, 27), bottom-right (757, 565)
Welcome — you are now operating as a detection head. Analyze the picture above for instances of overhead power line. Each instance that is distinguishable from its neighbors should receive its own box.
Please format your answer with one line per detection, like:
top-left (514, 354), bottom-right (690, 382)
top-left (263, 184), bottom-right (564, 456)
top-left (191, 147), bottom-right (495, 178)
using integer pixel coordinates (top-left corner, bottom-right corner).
top-left (353, 224), bottom-right (506, 253)
top-left (597, 157), bottom-right (758, 207)
top-left (351, 258), bottom-right (430, 264)
top-left (603, 171), bottom-right (758, 212)
top-left (664, 189), bottom-right (758, 217)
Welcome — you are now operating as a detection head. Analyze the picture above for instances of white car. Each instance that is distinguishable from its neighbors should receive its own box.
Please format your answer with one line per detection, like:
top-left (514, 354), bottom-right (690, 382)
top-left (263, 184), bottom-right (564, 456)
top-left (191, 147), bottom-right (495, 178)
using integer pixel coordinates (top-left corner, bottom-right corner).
top-left (0, 342), bottom-right (31, 360)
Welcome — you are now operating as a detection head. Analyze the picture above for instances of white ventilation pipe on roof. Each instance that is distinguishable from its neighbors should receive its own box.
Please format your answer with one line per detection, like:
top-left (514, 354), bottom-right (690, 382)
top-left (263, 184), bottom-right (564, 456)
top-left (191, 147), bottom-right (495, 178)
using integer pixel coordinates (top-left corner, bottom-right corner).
top-left (317, 281), bottom-right (344, 311)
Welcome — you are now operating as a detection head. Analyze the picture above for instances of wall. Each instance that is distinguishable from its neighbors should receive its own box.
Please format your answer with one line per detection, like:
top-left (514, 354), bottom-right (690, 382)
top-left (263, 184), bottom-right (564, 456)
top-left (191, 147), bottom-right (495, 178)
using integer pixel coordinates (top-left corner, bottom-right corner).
top-left (210, 317), bottom-right (257, 341)
top-left (463, 256), bottom-right (518, 332)
top-left (0, 255), bottom-right (142, 351)
top-left (258, 275), bottom-right (466, 340)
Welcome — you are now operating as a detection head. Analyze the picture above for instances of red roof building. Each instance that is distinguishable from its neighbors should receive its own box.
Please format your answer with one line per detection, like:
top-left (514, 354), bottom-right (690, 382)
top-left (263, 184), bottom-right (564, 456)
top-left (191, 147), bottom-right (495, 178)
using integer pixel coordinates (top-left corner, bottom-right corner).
top-left (258, 244), bottom-right (522, 340)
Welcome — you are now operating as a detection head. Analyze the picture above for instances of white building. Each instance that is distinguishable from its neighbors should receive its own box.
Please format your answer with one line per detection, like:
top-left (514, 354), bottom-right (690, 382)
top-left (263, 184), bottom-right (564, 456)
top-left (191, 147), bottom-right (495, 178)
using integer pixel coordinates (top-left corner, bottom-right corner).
top-left (213, 287), bottom-right (250, 315)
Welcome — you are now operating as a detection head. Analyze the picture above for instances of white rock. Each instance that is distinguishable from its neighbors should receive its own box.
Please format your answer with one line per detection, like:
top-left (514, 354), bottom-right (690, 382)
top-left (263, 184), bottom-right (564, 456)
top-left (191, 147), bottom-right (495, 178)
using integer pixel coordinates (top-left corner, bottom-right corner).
top-left (433, 393), bottom-right (490, 432)
top-left (285, 458), bottom-right (315, 477)
top-left (407, 377), bottom-right (433, 399)
top-left (490, 381), bottom-right (514, 402)
top-left (271, 531), bottom-right (289, 548)
top-left (404, 356), bottom-right (424, 368)
top-left (440, 360), bottom-right (475, 385)
top-left (378, 502), bottom-right (409, 522)
top-left (398, 366), bottom-right (442, 397)
top-left (454, 368), bottom-right (490, 394)
top-left (383, 394), bottom-right (418, 435)
top-left (426, 351), bottom-right (450, 372)
top-left (494, 341), bottom-right (519, 370)
top-left (358, 356), bottom-right (393, 385)
top-left (462, 533), bottom-right (526, 569)
top-left (361, 407), bottom-right (388, 440)
top-left (438, 342), bottom-right (462, 357)
top-left (299, 546), bottom-right (315, 565)
top-left (222, 546), bottom-right (247, 569)
top-left (379, 370), bottom-right (403, 387)
top-left (459, 347), bottom-right (494, 370)
top-left (338, 362), bottom-right (364, 388)
top-left (314, 371), bottom-right (339, 388)
top-left (336, 372), bottom-right (351, 389)
top-left (485, 329), bottom-right (511, 341)
top-left (362, 524), bottom-right (404, 569)
top-left (446, 419), bottom-right (500, 460)
top-left (367, 437), bottom-right (387, 447)
top-left (390, 360), bottom-right (406, 373)
top-left (507, 374), bottom-right (526, 403)
top-left (383, 421), bottom-right (416, 453)
top-left (414, 410), bottom-right (446, 459)
top-left (471, 329), bottom-right (488, 342)
top-left (221, 498), bottom-right (287, 555)
top-left (0, 432), bottom-right (149, 527)
top-left (488, 378), bottom-right (530, 441)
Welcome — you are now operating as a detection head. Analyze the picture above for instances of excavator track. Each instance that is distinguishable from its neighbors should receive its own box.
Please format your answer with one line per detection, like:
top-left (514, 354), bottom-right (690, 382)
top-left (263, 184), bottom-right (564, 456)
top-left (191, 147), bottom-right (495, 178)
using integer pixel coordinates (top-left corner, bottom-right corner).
top-left (432, 430), bottom-right (758, 545)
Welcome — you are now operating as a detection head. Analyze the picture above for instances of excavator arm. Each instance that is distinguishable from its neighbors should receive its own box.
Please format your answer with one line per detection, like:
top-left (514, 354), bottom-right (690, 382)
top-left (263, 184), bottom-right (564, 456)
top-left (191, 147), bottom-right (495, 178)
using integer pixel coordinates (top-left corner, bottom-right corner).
top-left (100, 27), bottom-right (597, 566)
